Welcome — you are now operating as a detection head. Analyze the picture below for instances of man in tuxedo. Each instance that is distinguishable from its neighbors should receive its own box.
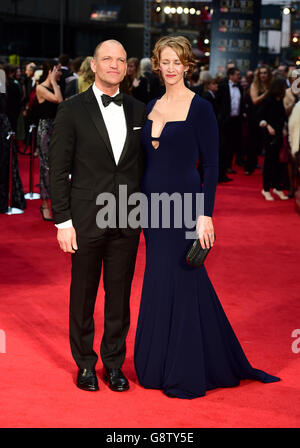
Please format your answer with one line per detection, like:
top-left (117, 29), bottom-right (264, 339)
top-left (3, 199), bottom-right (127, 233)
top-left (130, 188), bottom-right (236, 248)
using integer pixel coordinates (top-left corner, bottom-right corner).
top-left (216, 67), bottom-right (243, 181)
top-left (24, 63), bottom-right (37, 104)
top-left (58, 54), bottom-right (73, 99)
top-left (49, 40), bottom-right (146, 392)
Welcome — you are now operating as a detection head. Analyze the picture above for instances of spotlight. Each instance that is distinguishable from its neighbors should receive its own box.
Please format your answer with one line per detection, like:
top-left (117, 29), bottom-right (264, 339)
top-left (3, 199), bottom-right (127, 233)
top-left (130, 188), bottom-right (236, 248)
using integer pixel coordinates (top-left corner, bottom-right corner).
top-left (156, 6), bottom-right (161, 12)
top-left (204, 38), bottom-right (210, 44)
top-left (164, 6), bottom-right (171, 14)
top-left (196, 10), bottom-right (201, 16)
top-left (177, 7), bottom-right (183, 14)
top-left (293, 36), bottom-right (299, 43)
top-left (190, 8), bottom-right (196, 15)
top-left (283, 7), bottom-right (290, 15)
top-left (170, 7), bottom-right (176, 14)
top-left (183, 7), bottom-right (189, 14)
top-left (205, 51), bottom-right (210, 56)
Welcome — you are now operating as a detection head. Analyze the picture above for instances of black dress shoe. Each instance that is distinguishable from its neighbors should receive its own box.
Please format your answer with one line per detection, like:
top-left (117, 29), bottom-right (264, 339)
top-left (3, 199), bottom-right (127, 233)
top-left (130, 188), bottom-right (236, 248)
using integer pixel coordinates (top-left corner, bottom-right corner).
top-left (218, 175), bottom-right (233, 183)
top-left (77, 368), bottom-right (99, 391)
top-left (103, 366), bottom-right (129, 392)
top-left (227, 168), bottom-right (237, 174)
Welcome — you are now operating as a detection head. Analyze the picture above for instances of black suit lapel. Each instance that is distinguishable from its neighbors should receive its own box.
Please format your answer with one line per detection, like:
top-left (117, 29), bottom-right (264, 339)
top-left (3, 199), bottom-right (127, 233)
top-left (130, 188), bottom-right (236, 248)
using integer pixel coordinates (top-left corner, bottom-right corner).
top-left (82, 86), bottom-right (116, 163)
top-left (118, 94), bottom-right (133, 166)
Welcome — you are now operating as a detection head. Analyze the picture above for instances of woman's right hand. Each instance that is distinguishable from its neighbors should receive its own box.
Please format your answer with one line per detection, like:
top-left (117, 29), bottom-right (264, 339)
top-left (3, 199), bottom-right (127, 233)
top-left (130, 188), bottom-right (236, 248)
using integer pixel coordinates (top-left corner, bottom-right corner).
top-left (132, 78), bottom-right (140, 88)
top-left (267, 124), bottom-right (276, 136)
top-left (49, 67), bottom-right (58, 85)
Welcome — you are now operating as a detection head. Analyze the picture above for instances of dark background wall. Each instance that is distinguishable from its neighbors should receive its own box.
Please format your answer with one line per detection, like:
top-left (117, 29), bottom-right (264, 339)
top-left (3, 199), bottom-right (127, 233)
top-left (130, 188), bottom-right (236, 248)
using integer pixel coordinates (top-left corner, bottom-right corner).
top-left (0, 0), bottom-right (144, 59)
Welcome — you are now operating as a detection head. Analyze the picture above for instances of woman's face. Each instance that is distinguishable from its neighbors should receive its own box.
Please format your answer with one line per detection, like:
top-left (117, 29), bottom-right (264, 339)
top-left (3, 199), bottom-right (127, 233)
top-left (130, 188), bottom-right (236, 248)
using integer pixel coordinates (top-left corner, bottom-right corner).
top-left (54, 64), bottom-right (62, 81)
top-left (15, 68), bottom-right (21, 80)
top-left (207, 81), bottom-right (218, 93)
top-left (259, 68), bottom-right (268, 83)
top-left (127, 63), bottom-right (137, 77)
top-left (240, 76), bottom-right (248, 89)
top-left (159, 46), bottom-right (187, 85)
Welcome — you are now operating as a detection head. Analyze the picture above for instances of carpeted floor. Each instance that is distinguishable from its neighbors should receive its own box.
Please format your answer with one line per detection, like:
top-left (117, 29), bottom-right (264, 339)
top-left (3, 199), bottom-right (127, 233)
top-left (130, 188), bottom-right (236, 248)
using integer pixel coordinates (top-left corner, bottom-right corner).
top-left (0, 153), bottom-right (299, 428)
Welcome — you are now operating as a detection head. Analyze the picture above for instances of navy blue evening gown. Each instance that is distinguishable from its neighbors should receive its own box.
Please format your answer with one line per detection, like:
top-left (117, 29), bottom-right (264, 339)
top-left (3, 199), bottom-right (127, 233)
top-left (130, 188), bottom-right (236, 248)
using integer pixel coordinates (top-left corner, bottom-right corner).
top-left (134, 94), bottom-right (280, 399)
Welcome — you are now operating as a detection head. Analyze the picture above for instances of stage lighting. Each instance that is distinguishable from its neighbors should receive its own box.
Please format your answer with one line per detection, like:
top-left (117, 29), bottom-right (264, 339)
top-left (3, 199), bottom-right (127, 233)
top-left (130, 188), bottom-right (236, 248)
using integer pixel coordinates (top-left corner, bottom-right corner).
top-left (177, 7), bottom-right (183, 14)
top-left (164, 6), bottom-right (171, 14)
top-left (283, 7), bottom-right (290, 15)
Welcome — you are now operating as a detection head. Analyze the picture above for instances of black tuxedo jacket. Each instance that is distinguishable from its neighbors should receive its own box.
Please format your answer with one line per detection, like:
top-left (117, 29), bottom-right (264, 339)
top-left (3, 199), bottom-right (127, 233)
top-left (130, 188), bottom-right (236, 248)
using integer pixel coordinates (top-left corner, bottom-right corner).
top-left (216, 80), bottom-right (243, 125)
top-left (49, 86), bottom-right (147, 237)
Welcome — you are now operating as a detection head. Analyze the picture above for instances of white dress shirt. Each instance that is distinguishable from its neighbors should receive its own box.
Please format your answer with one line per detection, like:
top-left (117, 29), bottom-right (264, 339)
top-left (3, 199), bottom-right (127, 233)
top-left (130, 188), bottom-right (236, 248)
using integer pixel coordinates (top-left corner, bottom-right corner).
top-left (229, 80), bottom-right (241, 117)
top-left (55, 82), bottom-right (127, 229)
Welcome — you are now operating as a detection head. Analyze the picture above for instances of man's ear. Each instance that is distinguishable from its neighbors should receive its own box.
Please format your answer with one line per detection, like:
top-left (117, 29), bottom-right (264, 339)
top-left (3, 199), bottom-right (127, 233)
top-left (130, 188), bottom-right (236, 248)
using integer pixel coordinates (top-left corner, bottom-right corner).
top-left (90, 58), bottom-right (96, 74)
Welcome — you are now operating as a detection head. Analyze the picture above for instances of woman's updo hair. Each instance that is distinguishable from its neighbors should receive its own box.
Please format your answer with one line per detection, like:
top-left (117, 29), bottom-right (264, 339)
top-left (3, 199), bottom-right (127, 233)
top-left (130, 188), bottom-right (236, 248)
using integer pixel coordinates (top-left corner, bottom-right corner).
top-left (151, 35), bottom-right (196, 78)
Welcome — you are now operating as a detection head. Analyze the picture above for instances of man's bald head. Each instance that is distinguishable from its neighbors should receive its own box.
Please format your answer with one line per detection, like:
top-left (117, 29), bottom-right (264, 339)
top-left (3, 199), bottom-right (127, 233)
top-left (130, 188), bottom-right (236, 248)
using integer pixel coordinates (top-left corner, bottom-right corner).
top-left (93, 40), bottom-right (127, 59)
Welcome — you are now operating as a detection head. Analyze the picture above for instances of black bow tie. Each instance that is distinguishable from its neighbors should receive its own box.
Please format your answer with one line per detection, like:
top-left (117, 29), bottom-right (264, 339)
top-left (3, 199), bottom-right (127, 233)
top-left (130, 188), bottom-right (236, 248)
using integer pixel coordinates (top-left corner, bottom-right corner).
top-left (101, 93), bottom-right (123, 107)
top-left (232, 83), bottom-right (239, 88)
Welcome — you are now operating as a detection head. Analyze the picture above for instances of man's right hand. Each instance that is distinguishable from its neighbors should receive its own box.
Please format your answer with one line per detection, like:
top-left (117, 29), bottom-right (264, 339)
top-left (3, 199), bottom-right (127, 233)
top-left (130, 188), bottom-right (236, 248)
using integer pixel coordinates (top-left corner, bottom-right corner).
top-left (57, 226), bottom-right (78, 254)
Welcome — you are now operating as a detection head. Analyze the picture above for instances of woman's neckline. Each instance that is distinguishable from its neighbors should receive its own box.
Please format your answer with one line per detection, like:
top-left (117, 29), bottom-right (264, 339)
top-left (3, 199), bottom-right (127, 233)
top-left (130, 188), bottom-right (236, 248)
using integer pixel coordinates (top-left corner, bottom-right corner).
top-left (148, 93), bottom-right (197, 140)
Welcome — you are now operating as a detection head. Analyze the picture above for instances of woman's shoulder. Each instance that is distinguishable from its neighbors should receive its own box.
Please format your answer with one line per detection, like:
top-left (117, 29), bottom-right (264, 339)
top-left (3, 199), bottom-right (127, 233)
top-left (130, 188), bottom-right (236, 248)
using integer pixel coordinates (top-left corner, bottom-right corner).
top-left (192, 93), bottom-right (214, 115)
top-left (146, 97), bottom-right (159, 114)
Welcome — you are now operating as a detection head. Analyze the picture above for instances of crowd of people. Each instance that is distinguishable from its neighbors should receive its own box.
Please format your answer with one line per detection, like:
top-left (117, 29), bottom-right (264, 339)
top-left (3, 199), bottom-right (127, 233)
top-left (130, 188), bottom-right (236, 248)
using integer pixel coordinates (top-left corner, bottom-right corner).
top-left (0, 52), bottom-right (300, 216)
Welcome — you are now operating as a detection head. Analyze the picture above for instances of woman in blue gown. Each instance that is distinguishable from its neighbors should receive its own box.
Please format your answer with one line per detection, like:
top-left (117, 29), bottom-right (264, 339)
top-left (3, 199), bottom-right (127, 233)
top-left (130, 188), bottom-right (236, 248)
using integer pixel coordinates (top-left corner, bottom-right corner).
top-left (134, 36), bottom-right (280, 399)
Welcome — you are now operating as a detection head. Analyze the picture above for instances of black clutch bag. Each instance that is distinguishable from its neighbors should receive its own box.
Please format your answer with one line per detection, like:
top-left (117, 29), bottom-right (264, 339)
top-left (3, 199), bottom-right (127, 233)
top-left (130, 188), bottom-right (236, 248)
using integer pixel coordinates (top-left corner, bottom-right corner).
top-left (186, 235), bottom-right (215, 267)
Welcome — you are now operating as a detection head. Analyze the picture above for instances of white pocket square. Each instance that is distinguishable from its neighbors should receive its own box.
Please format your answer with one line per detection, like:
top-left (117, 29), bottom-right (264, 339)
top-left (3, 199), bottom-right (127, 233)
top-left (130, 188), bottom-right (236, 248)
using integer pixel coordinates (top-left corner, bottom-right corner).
top-left (133, 126), bottom-right (142, 130)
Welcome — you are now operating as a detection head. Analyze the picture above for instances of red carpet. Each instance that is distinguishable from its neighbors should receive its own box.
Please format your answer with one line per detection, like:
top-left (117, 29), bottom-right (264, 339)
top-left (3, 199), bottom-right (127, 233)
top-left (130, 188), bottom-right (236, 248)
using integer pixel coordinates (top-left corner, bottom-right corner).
top-left (0, 153), bottom-right (299, 428)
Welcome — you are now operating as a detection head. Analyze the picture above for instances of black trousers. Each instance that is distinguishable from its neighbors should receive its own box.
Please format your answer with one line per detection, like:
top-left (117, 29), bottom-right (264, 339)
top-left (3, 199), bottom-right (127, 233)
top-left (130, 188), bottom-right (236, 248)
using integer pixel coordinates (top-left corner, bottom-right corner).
top-left (219, 116), bottom-right (242, 175)
top-left (69, 228), bottom-right (140, 370)
top-left (262, 136), bottom-right (282, 191)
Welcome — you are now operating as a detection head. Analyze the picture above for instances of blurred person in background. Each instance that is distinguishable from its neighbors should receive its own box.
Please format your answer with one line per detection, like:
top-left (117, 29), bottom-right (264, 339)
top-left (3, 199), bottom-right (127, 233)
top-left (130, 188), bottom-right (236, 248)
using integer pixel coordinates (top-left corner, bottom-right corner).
top-left (283, 68), bottom-right (300, 116)
top-left (201, 74), bottom-right (218, 116)
top-left (64, 57), bottom-right (84, 99)
top-left (216, 67), bottom-right (243, 181)
top-left (284, 70), bottom-right (300, 197)
top-left (0, 67), bottom-right (26, 213)
top-left (245, 70), bottom-right (254, 86)
top-left (244, 64), bottom-right (273, 175)
top-left (36, 60), bottom-right (63, 220)
top-left (288, 97), bottom-right (300, 167)
top-left (191, 69), bottom-right (211, 96)
top-left (24, 62), bottom-right (37, 104)
top-left (58, 54), bottom-right (72, 98)
top-left (188, 69), bottom-right (201, 94)
top-left (259, 77), bottom-right (289, 201)
top-left (3, 64), bottom-right (22, 132)
top-left (277, 64), bottom-right (290, 88)
top-left (77, 56), bottom-right (95, 93)
top-left (131, 57), bottom-right (161, 103)
top-left (21, 62), bottom-right (38, 153)
top-left (121, 57), bottom-right (140, 95)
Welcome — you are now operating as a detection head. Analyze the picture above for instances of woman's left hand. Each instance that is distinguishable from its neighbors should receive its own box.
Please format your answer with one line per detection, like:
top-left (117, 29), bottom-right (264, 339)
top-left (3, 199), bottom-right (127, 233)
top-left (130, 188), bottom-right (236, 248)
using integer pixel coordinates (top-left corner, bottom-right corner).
top-left (196, 215), bottom-right (215, 249)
